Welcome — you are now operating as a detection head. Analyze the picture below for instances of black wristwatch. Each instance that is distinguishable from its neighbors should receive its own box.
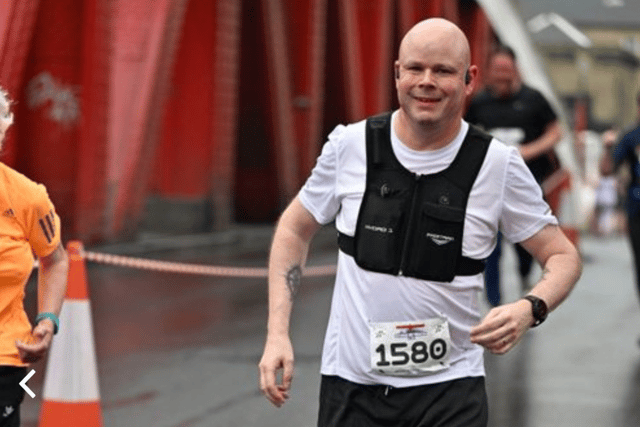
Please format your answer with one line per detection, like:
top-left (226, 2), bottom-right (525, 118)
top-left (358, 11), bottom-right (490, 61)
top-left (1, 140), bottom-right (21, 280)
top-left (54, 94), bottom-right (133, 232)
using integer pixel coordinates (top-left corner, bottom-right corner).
top-left (522, 295), bottom-right (548, 327)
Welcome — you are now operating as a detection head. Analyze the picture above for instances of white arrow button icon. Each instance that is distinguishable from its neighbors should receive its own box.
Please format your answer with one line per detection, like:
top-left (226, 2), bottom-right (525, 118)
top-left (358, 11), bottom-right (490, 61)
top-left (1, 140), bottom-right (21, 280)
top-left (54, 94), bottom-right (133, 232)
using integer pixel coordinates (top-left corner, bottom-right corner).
top-left (20, 369), bottom-right (36, 398)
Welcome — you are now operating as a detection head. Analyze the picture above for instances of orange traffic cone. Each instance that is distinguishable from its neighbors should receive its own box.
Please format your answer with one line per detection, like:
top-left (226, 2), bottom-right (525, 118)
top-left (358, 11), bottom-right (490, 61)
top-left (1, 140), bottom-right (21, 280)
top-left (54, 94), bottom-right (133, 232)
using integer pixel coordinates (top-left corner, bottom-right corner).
top-left (39, 241), bottom-right (103, 426)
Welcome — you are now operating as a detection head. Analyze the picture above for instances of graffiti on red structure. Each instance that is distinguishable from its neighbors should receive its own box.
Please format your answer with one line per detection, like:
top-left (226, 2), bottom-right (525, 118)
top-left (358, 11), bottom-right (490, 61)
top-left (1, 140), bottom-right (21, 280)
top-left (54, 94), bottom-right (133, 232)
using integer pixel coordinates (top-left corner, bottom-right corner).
top-left (26, 72), bottom-right (80, 125)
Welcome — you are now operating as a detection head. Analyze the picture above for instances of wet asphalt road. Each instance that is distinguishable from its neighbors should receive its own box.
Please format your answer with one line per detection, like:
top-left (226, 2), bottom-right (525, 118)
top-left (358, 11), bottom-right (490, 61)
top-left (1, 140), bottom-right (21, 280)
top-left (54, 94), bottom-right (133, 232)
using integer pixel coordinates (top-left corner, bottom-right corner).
top-left (18, 227), bottom-right (640, 426)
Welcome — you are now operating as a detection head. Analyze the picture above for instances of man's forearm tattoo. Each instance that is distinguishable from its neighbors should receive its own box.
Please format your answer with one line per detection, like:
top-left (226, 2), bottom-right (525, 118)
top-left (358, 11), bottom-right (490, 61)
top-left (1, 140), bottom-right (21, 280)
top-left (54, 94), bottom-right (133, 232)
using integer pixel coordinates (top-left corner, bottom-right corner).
top-left (285, 265), bottom-right (302, 300)
top-left (541, 267), bottom-right (551, 281)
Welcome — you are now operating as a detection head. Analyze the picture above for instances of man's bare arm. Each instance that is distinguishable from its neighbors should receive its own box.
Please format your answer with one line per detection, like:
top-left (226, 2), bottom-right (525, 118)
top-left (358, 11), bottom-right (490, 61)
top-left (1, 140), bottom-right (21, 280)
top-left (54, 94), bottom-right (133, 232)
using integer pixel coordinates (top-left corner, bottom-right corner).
top-left (519, 120), bottom-right (562, 162)
top-left (518, 224), bottom-right (582, 311)
top-left (16, 244), bottom-right (68, 363)
top-left (259, 196), bottom-right (322, 407)
top-left (470, 225), bottom-right (581, 354)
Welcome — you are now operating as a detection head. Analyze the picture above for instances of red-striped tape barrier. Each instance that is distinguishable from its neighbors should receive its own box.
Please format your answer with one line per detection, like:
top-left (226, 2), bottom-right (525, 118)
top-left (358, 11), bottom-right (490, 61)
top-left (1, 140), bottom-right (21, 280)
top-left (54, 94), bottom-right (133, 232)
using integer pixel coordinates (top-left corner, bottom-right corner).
top-left (81, 251), bottom-right (337, 278)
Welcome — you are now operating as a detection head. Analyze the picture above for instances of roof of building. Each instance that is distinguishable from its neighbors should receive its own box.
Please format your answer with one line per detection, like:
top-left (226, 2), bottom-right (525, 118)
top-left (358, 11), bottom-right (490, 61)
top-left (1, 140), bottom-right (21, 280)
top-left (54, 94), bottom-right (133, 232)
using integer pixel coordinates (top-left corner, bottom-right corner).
top-left (515, 0), bottom-right (640, 29)
top-left (512, 0), bottom-right (640, 50)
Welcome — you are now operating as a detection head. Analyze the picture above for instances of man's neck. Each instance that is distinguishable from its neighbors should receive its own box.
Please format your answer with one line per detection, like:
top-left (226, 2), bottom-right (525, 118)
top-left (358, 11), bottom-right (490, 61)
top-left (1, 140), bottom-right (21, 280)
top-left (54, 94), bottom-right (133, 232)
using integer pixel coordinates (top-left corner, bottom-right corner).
top-left (394, 111), bottom-right (462, 151)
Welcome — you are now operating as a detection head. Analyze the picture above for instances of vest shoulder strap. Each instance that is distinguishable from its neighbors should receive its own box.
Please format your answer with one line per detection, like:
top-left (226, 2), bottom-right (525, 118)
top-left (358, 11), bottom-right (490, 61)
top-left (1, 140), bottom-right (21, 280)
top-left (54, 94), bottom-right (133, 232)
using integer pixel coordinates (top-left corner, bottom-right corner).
top-left (441, 124), bottom-right (492, 193)
top-left (366, 112), bottom-right (394, 167)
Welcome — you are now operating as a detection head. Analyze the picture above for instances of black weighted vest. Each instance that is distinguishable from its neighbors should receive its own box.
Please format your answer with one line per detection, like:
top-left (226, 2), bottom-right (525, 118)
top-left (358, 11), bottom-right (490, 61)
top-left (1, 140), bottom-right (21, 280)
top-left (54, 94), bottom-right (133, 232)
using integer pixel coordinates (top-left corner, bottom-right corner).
top-left (338, 112), bottom-right (491, 282)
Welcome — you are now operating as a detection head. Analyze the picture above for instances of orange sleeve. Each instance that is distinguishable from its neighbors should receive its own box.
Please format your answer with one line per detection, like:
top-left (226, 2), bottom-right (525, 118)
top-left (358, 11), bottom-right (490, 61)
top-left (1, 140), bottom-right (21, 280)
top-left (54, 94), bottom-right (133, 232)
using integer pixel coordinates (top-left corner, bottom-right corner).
top-left (26, 184), bottom-right (61, 258)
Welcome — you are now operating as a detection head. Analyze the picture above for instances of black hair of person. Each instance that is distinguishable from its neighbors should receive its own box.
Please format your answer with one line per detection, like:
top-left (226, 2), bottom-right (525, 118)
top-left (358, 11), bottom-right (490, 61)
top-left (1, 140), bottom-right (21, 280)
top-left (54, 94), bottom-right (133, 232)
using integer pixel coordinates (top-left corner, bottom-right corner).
top-left (490, 44), bottom-right (517, 62)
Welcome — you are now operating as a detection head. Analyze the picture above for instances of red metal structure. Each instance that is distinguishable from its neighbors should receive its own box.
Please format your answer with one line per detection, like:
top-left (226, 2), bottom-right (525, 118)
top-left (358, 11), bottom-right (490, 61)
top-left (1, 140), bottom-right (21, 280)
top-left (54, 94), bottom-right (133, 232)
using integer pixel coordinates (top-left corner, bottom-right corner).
top-left (0, 0), bottom-right (495, 242)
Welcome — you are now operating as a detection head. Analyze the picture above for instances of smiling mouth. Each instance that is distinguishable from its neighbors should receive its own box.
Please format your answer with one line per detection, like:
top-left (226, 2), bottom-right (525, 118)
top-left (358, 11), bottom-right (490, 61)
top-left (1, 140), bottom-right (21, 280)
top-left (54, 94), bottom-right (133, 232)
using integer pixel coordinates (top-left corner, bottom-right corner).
top-left (414, 96), bottom-right (440, 104)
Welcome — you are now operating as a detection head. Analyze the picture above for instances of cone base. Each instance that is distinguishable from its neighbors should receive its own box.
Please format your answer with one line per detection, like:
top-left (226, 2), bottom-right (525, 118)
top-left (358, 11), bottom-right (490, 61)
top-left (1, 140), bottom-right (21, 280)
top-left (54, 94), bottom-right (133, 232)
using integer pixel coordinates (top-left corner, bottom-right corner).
top-left (39, 400), bottom-right (102, 427)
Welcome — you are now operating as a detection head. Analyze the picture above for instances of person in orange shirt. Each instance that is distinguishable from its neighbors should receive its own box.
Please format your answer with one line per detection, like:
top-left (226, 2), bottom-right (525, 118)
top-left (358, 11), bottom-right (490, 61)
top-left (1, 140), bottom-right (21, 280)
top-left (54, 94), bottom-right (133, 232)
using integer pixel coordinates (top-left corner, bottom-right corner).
top-left (0, 87), bottom-right (68, 426)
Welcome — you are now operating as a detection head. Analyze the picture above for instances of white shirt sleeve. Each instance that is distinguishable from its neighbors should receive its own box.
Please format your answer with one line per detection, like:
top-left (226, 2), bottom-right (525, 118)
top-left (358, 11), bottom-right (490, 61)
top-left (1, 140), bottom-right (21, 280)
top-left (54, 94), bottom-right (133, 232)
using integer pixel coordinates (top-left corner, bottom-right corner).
top-left (297, 124), bottom-right (345, 225)
top-left (500, 148), bottom-right (558, 243)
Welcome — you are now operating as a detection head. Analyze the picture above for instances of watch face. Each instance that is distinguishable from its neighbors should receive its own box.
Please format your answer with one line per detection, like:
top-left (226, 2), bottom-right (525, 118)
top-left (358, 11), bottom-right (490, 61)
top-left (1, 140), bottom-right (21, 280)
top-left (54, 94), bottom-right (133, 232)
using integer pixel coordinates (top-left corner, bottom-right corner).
top-left (525, 295), bottom-right (548, 325)
top-left (534, 299), bottom-right (548, 320)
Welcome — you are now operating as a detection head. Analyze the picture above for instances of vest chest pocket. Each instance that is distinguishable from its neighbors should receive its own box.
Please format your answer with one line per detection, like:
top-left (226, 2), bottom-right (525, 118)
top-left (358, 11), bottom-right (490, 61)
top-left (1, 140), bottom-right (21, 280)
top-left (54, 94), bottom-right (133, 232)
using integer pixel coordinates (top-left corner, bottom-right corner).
top-left (408, 203), bottom-right (465, 282)
top-left (355, 195), bottom-right (407, 274)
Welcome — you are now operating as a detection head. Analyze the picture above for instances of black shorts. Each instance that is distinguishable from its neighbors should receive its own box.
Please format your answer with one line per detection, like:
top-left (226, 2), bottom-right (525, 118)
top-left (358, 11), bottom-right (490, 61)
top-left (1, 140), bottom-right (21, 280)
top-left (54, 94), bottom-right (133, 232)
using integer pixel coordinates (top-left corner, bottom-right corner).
top-left (318, 375), bottom-right (488, 427)
top-left (0, 367), bottom-right (26, 427)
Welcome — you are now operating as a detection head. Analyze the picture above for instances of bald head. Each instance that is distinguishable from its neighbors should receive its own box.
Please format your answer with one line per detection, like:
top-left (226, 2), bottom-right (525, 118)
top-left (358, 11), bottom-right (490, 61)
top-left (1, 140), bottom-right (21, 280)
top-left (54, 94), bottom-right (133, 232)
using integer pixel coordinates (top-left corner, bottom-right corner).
top-left (398, 18), bottom-right (471, 70)
top-left (393, 18), bottom-right (477, 149)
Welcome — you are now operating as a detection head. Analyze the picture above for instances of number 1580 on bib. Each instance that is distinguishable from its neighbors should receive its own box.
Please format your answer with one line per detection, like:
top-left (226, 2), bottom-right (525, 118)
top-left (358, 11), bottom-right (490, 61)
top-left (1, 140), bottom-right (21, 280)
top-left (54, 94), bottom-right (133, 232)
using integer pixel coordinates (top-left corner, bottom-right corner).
top-left (370, 318), bottom-right (452, 376)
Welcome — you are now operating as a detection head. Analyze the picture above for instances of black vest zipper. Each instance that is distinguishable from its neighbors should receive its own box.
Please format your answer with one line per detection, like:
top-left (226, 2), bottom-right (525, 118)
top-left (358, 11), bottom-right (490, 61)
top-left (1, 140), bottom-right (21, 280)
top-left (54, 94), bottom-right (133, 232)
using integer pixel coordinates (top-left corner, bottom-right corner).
top-left (398, 173), bottom-right (421, 276)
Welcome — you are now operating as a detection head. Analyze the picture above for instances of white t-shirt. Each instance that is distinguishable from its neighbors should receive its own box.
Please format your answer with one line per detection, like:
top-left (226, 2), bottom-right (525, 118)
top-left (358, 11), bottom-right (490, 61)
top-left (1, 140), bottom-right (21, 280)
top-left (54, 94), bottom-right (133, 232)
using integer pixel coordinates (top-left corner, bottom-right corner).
top-left (298, 111), bottom-right (557, 387)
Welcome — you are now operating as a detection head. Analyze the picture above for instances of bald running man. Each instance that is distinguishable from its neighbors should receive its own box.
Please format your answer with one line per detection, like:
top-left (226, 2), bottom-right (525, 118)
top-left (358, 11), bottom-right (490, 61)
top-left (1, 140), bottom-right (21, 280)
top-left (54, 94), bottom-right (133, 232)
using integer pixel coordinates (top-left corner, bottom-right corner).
top-left (259, 18), bottom-right (581, 427)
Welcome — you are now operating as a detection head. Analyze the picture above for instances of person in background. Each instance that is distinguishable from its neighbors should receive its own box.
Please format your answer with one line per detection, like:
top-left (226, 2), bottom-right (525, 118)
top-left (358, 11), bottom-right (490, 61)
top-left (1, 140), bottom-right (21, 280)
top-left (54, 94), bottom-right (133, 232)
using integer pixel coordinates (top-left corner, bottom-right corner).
top-left (606, 92), bottom-right (640, 343)
top-left (592, 129), bottom-right (621, 236)
top-left (259, 19), bottom-right (580, 427)
top-left (0, 87), bottom-right (68, 427)
top-left (465, 45), bottom-right (563, 306)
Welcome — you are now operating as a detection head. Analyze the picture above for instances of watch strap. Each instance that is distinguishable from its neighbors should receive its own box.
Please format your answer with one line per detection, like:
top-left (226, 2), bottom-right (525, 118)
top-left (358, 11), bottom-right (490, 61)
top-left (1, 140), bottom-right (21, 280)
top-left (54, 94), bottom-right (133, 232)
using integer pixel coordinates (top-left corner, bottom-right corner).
top-left (35, 312), bottom-right (59, 335)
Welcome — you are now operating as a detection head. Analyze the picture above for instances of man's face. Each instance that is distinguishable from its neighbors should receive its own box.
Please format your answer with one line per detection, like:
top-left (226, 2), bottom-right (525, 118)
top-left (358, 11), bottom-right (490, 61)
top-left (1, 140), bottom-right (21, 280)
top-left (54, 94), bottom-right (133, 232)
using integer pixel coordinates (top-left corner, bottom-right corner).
top-left (487, 53), bottom-right (518, 98)
top-left (395, 35), bottom-right (471, 131)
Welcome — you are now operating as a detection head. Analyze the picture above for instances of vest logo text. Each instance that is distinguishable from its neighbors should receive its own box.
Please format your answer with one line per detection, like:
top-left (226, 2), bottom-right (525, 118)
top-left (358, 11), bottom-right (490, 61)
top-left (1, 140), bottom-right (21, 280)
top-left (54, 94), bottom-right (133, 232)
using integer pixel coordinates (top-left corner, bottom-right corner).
top-left (426, 233), bottom-right (454, 246)
top-left (364, 224), bottom-right (394, 234)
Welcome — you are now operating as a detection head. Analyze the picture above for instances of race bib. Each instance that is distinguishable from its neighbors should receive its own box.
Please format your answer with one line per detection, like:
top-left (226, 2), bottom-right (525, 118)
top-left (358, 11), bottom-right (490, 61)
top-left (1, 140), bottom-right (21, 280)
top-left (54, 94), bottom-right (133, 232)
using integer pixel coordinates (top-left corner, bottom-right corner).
top-left (489, 127), bottom-right (525, 147)
top-left (370, 318), bottom-right (451, 376)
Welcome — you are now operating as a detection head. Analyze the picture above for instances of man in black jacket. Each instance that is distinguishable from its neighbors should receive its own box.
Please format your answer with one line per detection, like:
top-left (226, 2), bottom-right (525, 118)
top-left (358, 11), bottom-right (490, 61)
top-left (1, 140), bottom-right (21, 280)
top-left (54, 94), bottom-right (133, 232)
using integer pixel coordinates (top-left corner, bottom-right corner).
top-left (466, 45), bottom-right (563, 306)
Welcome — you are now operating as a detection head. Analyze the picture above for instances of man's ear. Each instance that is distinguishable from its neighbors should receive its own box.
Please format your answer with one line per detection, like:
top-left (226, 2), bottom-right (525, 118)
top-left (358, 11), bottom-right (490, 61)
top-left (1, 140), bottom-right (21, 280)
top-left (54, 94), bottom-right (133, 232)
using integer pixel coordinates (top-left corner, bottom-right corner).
top-left (464, 65), bottom-right (479, 94)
